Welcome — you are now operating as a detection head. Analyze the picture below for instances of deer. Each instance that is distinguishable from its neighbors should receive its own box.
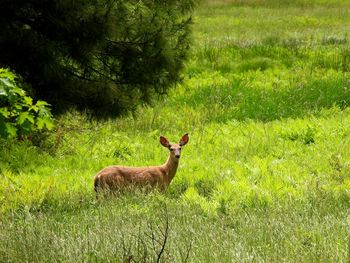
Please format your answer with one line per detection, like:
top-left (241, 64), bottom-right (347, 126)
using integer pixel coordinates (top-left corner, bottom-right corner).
top-left (94, 134), bottom-right (189, 194)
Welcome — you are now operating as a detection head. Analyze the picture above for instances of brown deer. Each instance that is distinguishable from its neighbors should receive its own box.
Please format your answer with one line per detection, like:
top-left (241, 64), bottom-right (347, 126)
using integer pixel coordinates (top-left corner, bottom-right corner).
top-left (94, 134), bottom-right (189, 194)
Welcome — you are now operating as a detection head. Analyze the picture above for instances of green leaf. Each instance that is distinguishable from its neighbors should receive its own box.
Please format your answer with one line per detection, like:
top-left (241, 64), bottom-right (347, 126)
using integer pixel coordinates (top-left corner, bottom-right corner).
top-left (0, 107), bottom-right (10, 118)
top-left (0, 86), bottom-right (7, 96)
top-left (10, 86), bottom-right (25, 96)
top-left (36, 116), bottom-right (54, 130)
top-left (0, 69), bottom-right (16, 80)
top-left (13, 103), bottom-right (23, 112)
top-left (0, 78), bottom-right (15, 90)
top-left (36, 116), bottom-right (55, 130)
top-left (17, 112), bottom-right (35, 125)
top-left (36, 100), bottom-right (50, 107)
top-left (5, 123), bottom-right (17, 138)
top-left (23, 96), bottom-right (33, 106)
top-left (20, 119), bottom-right (34, 133)
top-left (36, 117), bottom-right (44, 130)
top-left (30, 105), bottom-right (39, 113)
top-left (37, 106), bottom-right (51, 117)
top-left (0, 68), bottom-right (54, 136)
top-left (42, 116), bottom-right (54, 130)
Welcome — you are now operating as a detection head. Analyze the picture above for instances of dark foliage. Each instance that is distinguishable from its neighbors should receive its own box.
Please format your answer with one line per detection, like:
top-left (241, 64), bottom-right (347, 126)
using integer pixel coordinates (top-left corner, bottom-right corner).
top-left (0, 0), bottom-right (196, 117)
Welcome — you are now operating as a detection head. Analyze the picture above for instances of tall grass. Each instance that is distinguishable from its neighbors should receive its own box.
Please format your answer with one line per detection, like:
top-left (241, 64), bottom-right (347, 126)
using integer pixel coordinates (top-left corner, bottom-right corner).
top-left (1, 196), bottom-right (349, 262)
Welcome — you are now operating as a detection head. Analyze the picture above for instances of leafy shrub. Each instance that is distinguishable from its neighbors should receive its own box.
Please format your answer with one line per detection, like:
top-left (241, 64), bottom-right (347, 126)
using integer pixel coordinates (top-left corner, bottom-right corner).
top-left (0, 69), bottom-right (54, 139)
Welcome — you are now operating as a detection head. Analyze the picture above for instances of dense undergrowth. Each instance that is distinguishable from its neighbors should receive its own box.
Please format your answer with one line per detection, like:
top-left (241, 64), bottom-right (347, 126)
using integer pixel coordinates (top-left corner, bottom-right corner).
top-left (1, 0), bottom-right (350, 261)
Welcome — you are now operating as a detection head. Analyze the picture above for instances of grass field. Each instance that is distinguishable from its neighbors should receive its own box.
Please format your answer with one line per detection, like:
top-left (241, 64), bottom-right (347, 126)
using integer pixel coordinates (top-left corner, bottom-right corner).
top-left (1, 0), bottom-right (350, 262)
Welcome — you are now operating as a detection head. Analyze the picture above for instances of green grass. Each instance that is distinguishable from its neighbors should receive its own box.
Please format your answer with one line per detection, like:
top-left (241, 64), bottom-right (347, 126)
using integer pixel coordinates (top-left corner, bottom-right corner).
top-left (1, 0), bottom-right (350, 261)
top-left (1, 197), bottom-right (348, 262)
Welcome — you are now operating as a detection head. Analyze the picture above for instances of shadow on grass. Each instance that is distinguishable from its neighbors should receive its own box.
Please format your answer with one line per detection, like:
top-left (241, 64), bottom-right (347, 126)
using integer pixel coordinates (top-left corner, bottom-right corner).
top-left (177, 71), bottom-right (350, 123)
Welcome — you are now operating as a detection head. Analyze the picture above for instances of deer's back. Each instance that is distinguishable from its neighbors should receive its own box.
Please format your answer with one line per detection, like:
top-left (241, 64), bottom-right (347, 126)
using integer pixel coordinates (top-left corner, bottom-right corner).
top-left (94, 165), bottom-right (167, 189)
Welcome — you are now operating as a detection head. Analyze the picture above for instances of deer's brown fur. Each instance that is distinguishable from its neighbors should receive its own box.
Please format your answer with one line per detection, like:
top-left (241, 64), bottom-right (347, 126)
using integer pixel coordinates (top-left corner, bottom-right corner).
top-left (94, 134), bottom-right (189, 193)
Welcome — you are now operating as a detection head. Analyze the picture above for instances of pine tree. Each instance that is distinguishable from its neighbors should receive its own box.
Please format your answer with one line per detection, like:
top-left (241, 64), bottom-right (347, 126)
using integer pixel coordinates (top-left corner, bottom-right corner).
top-left (0, 0), bottom-right (196, 117)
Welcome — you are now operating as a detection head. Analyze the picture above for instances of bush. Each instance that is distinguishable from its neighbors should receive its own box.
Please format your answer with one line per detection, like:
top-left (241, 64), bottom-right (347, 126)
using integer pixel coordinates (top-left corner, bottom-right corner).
top-left (0, 69), bottom-right (54, 139)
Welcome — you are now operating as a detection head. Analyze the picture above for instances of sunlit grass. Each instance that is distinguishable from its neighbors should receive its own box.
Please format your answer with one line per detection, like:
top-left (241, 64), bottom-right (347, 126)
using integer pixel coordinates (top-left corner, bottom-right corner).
top-left (0, 195), bottom-right (348, 262)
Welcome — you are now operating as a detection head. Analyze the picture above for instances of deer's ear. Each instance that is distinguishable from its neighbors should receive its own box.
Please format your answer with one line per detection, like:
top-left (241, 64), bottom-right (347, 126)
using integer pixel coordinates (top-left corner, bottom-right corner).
top-left (179, 133), bottom-right (189, 146)
top-left (160, 136), bottom-right (170, 148)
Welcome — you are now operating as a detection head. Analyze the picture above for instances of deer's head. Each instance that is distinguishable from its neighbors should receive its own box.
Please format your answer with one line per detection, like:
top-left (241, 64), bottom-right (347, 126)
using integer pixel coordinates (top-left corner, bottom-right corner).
top-left (160, 134), bottom-right (189, 160)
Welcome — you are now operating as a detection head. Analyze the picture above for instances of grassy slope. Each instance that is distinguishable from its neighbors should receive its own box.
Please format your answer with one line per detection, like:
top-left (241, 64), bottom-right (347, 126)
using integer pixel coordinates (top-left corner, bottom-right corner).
top-left (1, 0), bottom-right (350, 261)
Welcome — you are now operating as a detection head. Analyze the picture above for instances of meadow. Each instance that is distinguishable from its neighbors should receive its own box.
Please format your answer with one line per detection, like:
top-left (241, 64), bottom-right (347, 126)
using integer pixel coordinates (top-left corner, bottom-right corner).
top-left (1, 0), bottom-right (350, 261)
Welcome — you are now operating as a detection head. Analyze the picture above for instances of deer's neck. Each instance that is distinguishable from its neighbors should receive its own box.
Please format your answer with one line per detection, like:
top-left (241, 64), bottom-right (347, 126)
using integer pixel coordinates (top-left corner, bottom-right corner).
top-left (164, 155), bottom-right (179, 181)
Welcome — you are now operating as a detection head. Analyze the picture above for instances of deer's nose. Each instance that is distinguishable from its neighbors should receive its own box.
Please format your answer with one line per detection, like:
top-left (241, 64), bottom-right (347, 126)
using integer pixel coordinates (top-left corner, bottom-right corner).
top-left (175, 154), bottom-right (180, 159)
